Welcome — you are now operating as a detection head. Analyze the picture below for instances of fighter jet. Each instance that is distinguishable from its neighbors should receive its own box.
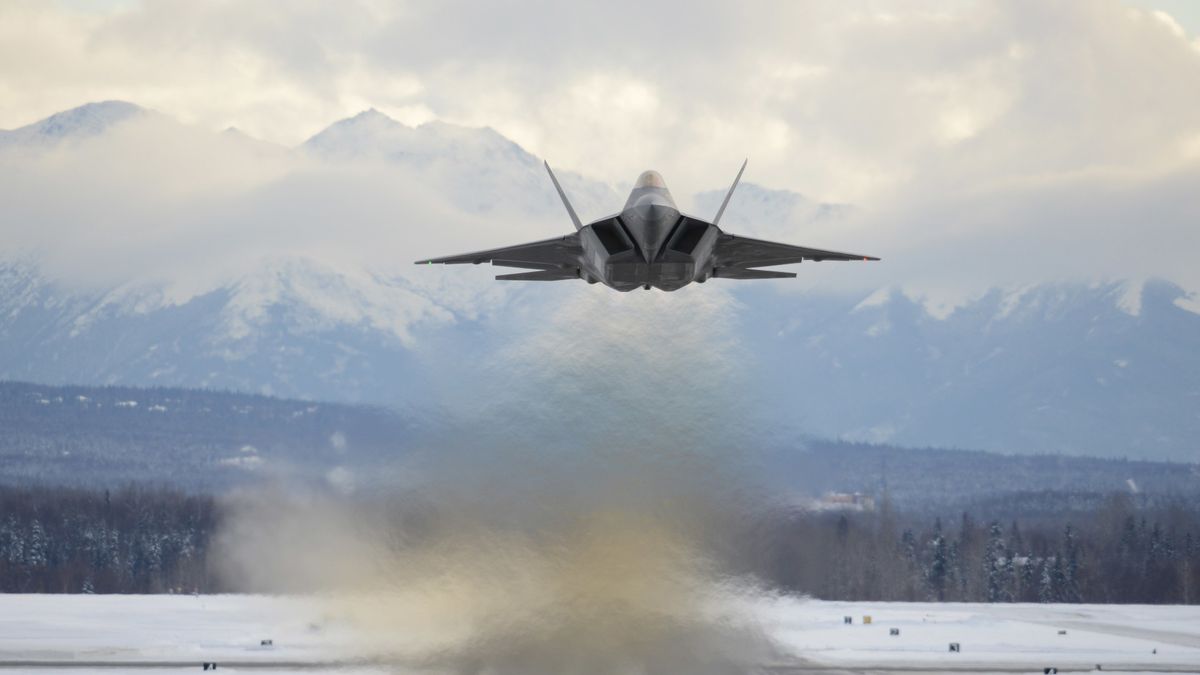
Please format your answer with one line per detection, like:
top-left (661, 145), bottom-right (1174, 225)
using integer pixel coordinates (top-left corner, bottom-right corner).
top-left (415, 161), bottom-right (878, 292)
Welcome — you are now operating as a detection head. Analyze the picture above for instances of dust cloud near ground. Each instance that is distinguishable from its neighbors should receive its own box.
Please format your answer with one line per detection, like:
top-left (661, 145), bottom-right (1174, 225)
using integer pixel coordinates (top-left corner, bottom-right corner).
top-left (214, 289), bottom-right (789, 674)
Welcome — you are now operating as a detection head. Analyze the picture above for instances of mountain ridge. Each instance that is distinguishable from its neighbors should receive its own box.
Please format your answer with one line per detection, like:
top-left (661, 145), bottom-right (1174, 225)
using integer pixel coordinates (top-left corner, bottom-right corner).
top-left (0, 101), bottom-right (153, 146)
top-left (2, 379), bottom-right (1196, 502)
top-left (2, 101), bottom-right (1198, 460)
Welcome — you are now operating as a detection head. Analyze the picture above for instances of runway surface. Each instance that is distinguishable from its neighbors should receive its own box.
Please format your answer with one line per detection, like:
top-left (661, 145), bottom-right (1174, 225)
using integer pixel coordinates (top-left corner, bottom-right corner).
top-left (1, 659), bottom-right (1199, 674)
top-left (0, 595), bottom-right (1197, 674)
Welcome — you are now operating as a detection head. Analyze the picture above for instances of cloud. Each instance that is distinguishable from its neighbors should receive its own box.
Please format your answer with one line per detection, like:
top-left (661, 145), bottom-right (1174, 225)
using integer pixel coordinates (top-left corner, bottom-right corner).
top-left (1, 0), bottom-right (1199, 317)
top-left (2, 2), bottom-right (1197, 195)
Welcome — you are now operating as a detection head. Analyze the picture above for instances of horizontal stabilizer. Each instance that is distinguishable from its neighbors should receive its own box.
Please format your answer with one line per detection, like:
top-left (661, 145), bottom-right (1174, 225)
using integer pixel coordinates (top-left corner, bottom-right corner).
top-left (713, 267), bottom-right (797, 280)
top-left (496, 269), bottom-right (579, 281)
top-left (491, 259), bottom-right (559, 270)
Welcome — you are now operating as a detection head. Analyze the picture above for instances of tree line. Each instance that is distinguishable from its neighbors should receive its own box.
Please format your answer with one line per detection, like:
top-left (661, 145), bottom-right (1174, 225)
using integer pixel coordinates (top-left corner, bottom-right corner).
top-left (1, 484), bottom-right (1198, 603)
top-left (756, 492), bottom-right (1200, 604)
top-left (0, 485), bottom-right (215, 593)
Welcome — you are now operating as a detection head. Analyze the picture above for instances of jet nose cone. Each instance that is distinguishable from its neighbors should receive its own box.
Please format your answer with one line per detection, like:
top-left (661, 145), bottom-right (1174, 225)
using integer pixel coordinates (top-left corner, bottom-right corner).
top-left (633, 194), bottom-right (674, 221)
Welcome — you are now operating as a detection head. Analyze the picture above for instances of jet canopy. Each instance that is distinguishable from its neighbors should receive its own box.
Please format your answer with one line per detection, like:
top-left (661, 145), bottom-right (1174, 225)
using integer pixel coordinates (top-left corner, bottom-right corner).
top-left (634, 170), bottom-right (667, 189)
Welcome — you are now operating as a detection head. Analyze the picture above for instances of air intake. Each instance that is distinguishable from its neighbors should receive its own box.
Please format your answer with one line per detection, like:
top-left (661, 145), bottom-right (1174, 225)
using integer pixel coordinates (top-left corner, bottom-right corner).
top-left (670, 219), bottom-right (710, 255)
top-left (592, 220), bottom-right (632, 255)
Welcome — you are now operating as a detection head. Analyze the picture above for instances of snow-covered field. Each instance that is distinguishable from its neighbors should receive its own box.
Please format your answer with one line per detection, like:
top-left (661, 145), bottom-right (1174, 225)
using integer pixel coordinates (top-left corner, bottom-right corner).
top-left (1, 594), bottom-right (1198, 673)
top-left (756, 598), bottom-right (1200, 672)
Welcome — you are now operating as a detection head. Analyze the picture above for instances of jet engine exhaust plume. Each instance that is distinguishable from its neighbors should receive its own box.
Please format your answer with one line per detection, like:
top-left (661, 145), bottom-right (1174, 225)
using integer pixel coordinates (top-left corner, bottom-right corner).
top-left (215, 453), bottom-right (781, 674)
top-left (214, 289), bottom-right (787, 674)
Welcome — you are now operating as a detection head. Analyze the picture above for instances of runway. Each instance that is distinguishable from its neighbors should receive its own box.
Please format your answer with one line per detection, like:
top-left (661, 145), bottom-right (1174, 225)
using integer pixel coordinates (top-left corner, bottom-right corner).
top-left (2, 661), bottom-right (1198, 674)
top-left (0, 595), bottom-right (1196, 674)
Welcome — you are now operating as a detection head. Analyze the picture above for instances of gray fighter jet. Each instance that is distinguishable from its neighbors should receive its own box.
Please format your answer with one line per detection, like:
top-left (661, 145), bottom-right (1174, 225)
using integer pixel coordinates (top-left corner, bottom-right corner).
top-left (415, 161), bottom-right (879, 292)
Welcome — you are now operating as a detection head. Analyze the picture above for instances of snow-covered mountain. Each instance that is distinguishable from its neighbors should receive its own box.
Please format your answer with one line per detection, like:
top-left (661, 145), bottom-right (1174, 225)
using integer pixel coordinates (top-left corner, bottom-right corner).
top-left (0, 100), bottom-right (151, 147)
top-left (0, 256), bottom-right (446, 402)
top-left (302, 108), bottom-right (619, 219)
top-left (2, 102), bottom-right (1199, 462)
top-left (737, 280), bottom-right (1200, 461)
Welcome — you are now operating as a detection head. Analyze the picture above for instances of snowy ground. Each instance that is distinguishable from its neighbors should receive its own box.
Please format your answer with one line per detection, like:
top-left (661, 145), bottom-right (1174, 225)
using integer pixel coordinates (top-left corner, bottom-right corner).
top-left (756, 598), bottom-right (1200, 672)
top-left (1, 594), bottom-right (1198, 673)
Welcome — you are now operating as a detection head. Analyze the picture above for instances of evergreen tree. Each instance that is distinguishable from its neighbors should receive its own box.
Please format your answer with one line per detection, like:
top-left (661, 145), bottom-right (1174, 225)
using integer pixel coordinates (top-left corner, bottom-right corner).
top-left (901, 528), bottom-right (917, 561)
top-left (1062, 525), bottom-right (1082, 603)
top-left (927, 518), bottom-right (948, 601)
top-left (1019, 553), bottom-right (1038, 602)
top-left (899, 528), bottom-right (920, 599)
top-left (1009, 521), bottom-right (1024, 556)
top-left (0, 516), bottom-right (21, 565)
top-left (947, 540), bottom-right (962, 601)
top-left (957, 513), bottom-right (976, 599)
top-left (1119, 515), bottom-right (1139, 562)
top-left (983, 521), bottom-right (1012, 602)
top-left (1039, 555), bottom-right (1061, 603)
top-left (1149, 522), bottom-right (1165, 564)
top-left (26, 520), bottom-right (48, 568)
top-left (1039, 557), bottom-right (1051, 602)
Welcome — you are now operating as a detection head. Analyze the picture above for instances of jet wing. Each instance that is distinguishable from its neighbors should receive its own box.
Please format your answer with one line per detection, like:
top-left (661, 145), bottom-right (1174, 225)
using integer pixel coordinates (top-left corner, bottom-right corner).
top-left (712, 233), bottom-right (879, 268)
top-left (415, 233), bottom-right (583, 270)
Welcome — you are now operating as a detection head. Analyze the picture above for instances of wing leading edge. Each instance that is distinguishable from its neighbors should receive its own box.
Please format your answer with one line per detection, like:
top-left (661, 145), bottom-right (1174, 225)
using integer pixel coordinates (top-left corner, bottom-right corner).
top-left (712, 233), bottom-right (879, 271)
top-left (414, 233), bottom-right (583, 281)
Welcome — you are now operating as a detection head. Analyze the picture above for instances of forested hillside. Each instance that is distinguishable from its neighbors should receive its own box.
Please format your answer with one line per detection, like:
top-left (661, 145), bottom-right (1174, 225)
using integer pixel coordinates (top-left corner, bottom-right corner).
top-left (3, 381), bottom-right (1198, 504)
top-left (0, 381), bottom-right (417, 489)
top-left (776, 440), bottom-right (1200, 512)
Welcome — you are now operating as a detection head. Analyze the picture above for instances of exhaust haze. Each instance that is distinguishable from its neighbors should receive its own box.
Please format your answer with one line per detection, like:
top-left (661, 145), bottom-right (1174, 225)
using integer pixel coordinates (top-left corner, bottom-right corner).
top-left (214, 290), bottom-right (786, 674)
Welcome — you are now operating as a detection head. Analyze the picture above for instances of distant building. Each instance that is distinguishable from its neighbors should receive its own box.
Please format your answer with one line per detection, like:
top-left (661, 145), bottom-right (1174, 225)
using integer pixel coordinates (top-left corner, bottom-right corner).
top-left (813, 492), bottom-right (876, 512)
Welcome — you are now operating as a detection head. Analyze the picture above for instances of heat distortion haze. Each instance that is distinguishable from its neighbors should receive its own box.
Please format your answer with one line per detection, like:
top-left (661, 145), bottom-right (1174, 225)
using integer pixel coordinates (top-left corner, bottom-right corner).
top-left (211, 297), bottom-right (779, 673)
top-left (1, 1), bottom-right (1200, 674)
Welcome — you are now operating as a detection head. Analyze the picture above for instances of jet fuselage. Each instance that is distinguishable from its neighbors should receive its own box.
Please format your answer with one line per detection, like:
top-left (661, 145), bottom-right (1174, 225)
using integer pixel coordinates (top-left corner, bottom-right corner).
top-left (578, 171), bottom-right (716, 292)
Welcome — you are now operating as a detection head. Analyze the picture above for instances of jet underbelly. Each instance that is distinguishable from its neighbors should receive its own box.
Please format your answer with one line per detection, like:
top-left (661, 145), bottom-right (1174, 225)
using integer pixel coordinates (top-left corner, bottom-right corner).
top-left (601, 210), bottom-right (714, 291)
top-left (606, 261), bottom-right (695, 288)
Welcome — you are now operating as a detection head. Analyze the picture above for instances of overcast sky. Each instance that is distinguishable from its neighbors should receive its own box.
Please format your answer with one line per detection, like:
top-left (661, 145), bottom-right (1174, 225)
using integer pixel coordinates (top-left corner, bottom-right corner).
top-left (1, 1), bottom-right (1196, 197)
top-left (2, 0), bottom-right (1199, 312)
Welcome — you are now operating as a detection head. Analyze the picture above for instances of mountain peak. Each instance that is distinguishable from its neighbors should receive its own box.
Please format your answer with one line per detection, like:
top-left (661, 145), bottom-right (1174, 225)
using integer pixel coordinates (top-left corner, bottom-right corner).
top-left (355, 107), bottom-right (388, 119)
top-left (338, 107), bottom-right (403, 129)
top-left (301, 108), bottom-right (408, 156)
top-left (26, 101), bottom-right (145, 136)
top-left (301, 110), bottom-right (540, 172)
top-left (0, 101), bottom-right (152, 148)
